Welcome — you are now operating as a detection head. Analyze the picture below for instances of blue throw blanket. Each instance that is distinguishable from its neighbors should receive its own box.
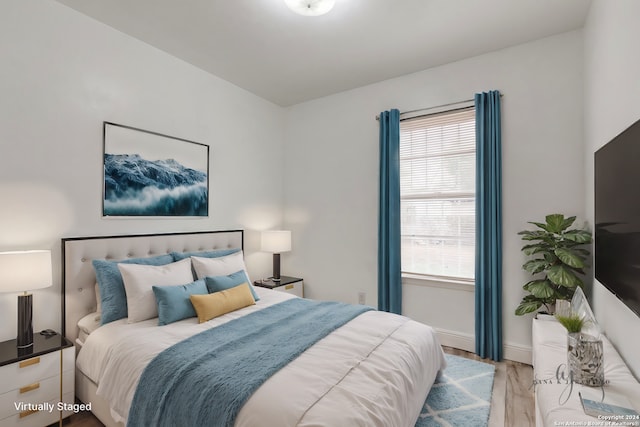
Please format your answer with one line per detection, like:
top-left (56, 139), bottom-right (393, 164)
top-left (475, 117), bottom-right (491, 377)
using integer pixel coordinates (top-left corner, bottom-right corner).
top-left (127, 298), bottom-right (373, 427)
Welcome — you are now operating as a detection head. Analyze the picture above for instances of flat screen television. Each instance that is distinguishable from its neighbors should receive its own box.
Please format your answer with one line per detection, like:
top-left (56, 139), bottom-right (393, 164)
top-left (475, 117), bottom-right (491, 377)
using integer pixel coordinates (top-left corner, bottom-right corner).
top-left (595, 117), bottom-right (640, 318)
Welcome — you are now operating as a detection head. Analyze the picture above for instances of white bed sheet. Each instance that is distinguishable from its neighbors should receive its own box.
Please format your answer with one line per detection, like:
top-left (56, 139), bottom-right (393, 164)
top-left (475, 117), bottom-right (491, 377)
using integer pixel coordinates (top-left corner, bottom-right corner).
top-left (76, 288), bottom-right (446, 427)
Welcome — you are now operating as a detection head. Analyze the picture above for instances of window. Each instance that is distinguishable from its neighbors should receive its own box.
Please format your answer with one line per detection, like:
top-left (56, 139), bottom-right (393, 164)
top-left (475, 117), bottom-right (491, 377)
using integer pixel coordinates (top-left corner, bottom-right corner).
top-left (400, 107), bottom-right (475, 281)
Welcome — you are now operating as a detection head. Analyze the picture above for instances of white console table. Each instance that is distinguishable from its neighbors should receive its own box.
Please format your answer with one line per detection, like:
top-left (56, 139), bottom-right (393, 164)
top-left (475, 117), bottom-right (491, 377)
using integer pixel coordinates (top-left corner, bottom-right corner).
top-left (532, 316), bottom-right (640, 426)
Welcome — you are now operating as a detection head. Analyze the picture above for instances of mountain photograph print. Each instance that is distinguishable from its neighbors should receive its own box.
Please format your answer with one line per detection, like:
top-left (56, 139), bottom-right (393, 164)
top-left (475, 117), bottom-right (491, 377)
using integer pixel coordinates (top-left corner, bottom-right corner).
top-left (103, 122), bottom-right (209, 217)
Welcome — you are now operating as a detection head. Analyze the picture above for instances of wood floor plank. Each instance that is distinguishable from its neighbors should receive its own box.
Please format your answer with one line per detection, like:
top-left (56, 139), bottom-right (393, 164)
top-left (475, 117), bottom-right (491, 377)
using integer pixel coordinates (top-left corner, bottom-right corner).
top-left (504, 357), bottom-right (536, 427)
top-left (490, 360), bottom-right (507, 427)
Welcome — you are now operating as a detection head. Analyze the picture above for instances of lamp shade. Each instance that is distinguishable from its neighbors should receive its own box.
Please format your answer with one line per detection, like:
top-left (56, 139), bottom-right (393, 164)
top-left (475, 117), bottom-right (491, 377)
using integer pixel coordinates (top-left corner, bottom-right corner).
top-left (261, 231), bottom-right (292, 253)
top-left (0, 250), bottom-right (52, 292)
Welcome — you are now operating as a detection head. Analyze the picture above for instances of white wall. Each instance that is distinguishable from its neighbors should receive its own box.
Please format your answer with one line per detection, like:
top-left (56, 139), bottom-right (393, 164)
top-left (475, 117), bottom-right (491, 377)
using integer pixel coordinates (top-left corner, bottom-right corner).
top-left (584, 0), bottom-right (640, 378)
top-left (283, 31), bottom-right (585, 362)
top-left (0, 1), bottom-right (285, 342)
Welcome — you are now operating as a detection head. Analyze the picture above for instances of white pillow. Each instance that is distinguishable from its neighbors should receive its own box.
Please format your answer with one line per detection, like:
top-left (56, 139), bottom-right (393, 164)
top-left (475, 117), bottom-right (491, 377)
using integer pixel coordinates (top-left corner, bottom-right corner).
top-left (78, 311), bottom-right (102, 335)
top-left (118, 258), bottom-right (194, 323)
top-left (191, 251), bottom-right (251, 282)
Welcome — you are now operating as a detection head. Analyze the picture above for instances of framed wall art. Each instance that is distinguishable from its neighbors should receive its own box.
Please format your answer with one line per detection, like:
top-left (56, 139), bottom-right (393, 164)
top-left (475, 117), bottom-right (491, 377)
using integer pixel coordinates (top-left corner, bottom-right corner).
top-left (102, 122), bottom-right (209, 217)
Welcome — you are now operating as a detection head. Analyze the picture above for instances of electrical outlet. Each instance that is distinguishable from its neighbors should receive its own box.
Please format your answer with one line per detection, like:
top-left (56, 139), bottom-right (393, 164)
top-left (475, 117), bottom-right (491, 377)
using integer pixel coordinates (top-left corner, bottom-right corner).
top-left (357, 291), bottom-right (366, 305)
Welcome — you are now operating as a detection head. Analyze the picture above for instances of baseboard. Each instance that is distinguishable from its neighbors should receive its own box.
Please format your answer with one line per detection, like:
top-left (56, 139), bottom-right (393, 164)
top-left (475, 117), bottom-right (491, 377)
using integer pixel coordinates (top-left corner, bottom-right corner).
top-left (434, 327), bottom-right (532, 365)
top-left (435, 328), bottom-right (475, 353)
top-left (503, 342), bottom-right (532, 365)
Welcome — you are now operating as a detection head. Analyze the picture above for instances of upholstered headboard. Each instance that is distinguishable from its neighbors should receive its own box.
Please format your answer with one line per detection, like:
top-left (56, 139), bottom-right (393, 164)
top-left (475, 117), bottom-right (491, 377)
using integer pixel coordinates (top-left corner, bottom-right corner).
top-left (62, 230), bottom-right (243, 343)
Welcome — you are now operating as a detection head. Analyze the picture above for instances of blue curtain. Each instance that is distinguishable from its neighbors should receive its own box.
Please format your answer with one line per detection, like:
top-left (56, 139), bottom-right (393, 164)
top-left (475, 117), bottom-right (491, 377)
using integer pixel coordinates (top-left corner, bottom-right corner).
top-left (475, 91), bottom-right (503, 361)
top-left (378, 109), bottom-right (402, 314)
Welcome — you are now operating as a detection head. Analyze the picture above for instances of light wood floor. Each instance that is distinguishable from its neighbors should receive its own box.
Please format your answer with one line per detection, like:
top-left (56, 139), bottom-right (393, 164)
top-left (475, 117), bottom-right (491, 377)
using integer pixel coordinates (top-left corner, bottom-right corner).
top-left (62, 346), bottom-right (535, 427)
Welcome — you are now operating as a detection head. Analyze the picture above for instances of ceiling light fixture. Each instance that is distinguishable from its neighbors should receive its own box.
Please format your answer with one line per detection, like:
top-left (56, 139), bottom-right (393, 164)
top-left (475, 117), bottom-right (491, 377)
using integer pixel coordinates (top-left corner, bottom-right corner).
top-left (284, 0), bottom-right (336, 17)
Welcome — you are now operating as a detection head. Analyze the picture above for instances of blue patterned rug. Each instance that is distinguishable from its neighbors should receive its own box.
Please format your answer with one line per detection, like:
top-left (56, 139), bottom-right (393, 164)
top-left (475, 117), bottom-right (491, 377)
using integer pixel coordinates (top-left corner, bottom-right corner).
top-left (415, 354), bottom-right (495, 427)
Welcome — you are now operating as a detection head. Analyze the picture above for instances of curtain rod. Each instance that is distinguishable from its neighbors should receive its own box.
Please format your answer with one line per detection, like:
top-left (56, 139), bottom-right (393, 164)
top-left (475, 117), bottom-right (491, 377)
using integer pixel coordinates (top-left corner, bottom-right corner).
top-left (375, 93), bottom-right (503, 121)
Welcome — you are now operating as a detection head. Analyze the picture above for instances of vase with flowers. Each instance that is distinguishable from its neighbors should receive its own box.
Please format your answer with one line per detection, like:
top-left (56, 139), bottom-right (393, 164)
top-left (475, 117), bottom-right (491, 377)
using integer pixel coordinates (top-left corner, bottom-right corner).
top-left (555, 292), bottom-right (604, 387)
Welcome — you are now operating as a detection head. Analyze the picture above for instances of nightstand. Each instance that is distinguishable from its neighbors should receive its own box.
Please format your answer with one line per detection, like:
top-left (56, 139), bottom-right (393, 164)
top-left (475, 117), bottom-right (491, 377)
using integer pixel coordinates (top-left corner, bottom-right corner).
top-left (254, 276), bottom-right (304, 298)
top-left (0, 333), bottom-right (75, 426)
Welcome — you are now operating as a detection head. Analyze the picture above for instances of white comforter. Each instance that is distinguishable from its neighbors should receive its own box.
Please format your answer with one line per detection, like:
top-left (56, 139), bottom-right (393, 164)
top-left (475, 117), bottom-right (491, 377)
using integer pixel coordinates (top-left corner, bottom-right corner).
top-left (76, 289), bottom-right (446, 427)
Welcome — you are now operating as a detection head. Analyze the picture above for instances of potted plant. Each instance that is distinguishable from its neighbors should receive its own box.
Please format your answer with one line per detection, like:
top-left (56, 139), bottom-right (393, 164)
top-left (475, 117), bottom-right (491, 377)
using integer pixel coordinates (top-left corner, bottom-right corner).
top-left (556, 311), bottom-right (585, 376)
top-left (556, 311), bottom-right (604, 386)
top-left (515, 214), bottom-right (592, 316)
top-left (555, 313), bottom-right (585, 333)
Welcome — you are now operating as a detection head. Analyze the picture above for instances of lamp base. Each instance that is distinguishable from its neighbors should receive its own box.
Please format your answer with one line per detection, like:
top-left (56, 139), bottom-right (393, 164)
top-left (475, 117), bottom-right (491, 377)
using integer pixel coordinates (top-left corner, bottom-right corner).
top-left (272, 253), bottom-right (281, 282)
top-left (17, 293), bottom-right (33, 348)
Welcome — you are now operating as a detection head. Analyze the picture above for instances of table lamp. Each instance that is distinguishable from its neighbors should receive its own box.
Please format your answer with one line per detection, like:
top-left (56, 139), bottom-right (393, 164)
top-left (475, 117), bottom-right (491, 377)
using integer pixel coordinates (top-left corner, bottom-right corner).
top-left (261, 230), bottom-right (291, 282)
top-left (0, 250), bottom-right (52, 348)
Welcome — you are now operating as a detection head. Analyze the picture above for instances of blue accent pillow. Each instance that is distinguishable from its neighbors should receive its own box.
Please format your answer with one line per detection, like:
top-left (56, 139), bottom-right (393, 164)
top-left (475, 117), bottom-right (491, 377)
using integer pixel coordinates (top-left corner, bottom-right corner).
top-left (93, 254), bottom-right (174, 325)
top-left (171, 248), bottom-right (240, 261)
top-left (205, 270), bottom-right (260, 301)
top-left (152, 279), bottom-right (208, 325)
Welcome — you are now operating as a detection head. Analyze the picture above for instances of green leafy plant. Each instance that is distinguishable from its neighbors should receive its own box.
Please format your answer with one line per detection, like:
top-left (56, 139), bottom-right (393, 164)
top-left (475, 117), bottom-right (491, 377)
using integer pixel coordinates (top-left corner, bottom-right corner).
top-left (515, 214), bottom-right (592, 316)
top-left (555, 313), bottom-right (585, 333)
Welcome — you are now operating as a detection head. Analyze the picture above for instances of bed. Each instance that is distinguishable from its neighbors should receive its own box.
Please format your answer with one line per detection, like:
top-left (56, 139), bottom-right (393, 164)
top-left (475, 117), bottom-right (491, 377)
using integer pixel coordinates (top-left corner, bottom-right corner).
top-left (63, 230), bottom-right (446, 427)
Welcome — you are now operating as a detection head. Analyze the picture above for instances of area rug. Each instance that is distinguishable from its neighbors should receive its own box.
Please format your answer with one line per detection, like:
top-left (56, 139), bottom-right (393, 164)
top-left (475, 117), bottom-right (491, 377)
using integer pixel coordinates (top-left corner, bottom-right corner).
top-left (415, 354), bottom-right (495, 427)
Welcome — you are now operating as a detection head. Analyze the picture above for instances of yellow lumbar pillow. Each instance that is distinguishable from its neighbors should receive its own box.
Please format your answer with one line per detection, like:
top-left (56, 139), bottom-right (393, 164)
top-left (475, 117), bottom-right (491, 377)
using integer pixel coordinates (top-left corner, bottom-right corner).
top-left (189, 282), bottom-right (256, 323)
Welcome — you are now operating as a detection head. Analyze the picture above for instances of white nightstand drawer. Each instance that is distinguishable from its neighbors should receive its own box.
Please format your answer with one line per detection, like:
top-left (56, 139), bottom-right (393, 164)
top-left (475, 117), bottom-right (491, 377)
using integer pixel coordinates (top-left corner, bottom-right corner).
top-left (0, 368), bottom-right (73, 419)
top-left (0, 353), bottom-right (57, 395)
top-left (0, 346), bottom-right (74, 395)
top-left (274, 281), bottom-right (303, 298)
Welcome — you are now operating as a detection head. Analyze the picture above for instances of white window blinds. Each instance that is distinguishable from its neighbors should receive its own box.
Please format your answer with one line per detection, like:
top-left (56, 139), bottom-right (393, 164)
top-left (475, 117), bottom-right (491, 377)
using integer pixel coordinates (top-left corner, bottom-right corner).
top-left (400, 107), bottom-right (476, 281)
